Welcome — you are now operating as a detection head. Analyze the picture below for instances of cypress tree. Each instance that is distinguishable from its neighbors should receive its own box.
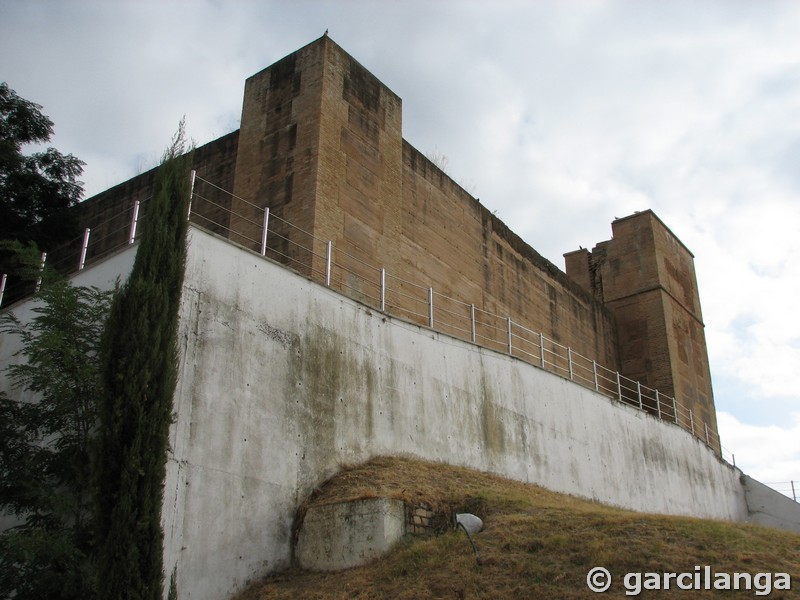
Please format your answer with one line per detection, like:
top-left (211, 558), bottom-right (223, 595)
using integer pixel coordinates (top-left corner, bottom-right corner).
top-left (96, 124), bottom-right (192, 600)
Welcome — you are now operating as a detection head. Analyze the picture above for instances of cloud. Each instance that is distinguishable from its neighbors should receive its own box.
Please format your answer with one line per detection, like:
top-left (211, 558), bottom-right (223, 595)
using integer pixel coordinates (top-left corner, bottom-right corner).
top-left (2, 0), bottom-right (798, 481)
top-left (717, 411), bottom-right (800, 495)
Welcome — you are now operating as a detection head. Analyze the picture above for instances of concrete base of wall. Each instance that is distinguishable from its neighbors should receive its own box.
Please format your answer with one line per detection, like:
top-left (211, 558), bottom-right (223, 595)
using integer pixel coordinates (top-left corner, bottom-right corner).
top-left (296, 498), bottom-right (407, 570)
top-left (159, 228), bottom-right (757, 600)
top-left (741, 475), bottom-right (800, 533)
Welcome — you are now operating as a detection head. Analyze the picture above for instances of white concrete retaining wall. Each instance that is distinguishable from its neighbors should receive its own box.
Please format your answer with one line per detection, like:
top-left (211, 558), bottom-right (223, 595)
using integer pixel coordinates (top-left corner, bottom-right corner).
top-left (162, 228), bottom-right (750, 600)
top-left (0, 246), bottom-right (137, 375)
top-left (741, 475), bottom-right (800, 533)
top-left (3, 228), bottom-right (794, 600)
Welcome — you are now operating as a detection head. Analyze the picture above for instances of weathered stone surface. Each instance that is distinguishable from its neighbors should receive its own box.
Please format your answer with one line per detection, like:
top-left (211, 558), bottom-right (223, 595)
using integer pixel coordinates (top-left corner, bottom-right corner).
top-left (565, 211), bottom-right (718, 447)
top-left (296, 498), bottom-right (406, 571)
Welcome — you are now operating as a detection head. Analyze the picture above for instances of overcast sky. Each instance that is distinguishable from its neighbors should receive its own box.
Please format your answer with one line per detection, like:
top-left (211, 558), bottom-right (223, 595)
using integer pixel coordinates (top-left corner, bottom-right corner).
top-left (2, 0), bottom-right (798, 493)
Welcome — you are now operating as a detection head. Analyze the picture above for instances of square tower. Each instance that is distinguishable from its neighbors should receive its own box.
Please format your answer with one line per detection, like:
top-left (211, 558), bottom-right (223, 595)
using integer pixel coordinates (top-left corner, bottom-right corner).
top-left (565, 210), bottom-right (718, 447)
top-left (229, 35), bottom-right (403, 280)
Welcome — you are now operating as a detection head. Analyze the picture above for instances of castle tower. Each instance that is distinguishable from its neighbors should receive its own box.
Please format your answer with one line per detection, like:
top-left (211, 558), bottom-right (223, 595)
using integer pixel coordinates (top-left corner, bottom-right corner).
top-left (230, 35), bottom-right (404, 283)
top-left (225, 35), bottom-right (619, 366)
top-left (565, 210), bottom-right (718, 447)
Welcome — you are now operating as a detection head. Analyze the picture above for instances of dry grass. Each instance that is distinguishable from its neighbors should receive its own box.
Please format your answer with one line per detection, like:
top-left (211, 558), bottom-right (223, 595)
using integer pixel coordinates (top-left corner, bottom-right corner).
top-left (235, 456), bottom-right (800, 599)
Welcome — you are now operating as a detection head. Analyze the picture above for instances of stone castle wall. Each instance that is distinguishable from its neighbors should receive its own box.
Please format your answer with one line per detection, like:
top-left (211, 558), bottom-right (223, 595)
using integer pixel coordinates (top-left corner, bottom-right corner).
top-left (61, 35), bottom-right (715, 440)
top-left (227, 35), bottom-right (620, 372)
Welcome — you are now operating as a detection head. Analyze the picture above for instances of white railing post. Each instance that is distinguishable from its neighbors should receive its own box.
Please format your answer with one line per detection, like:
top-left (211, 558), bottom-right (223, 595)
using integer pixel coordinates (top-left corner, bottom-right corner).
top-left (689, 409), bottom-right (695, 436)
top-left (592, 361), bottom-right (599, 391)
top-left (428, 287), bottom-right (434, 328)
top-left (187, 169), bottom-right (196, 220)
top-left (636, 381), bottom-right (643, 409)
top-left (129, 200), bottom-right (140, 244)
top-left (507, 317), bottom-right (513, 355)
top-left (567, 348), bottom-right (574, 380)
top-left (260, 207), bottom-right (270, 256)
top-left (325, 241), bottom-right (332, 286)
top-left (672, 397), bottom-right (678, 424)
top-left (78, 228), bottom-right (91, 270)
top-left (704, 423), bottom-right (710, 446)
top-left (616, 372), bottom-right (622, 402)
top-left (35, 252), bottom-right (47, 292)
top-left (655, 390), bottom-right (661, 419)
top-left (0, 273), bottom-right (6, 307)
top-left (380, 268), bottom-right (386, 312)
top-left (539, 332), bottom-right (545, 368)
top-left (470, 304), bottom-right (476, 343)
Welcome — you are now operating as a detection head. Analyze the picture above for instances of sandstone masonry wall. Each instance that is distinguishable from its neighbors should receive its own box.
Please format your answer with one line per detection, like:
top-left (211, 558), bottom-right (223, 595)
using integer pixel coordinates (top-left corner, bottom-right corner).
top-left (565, 211), bottom-right (717, 443)
top-left (64, 34), bottom-right (715, 441)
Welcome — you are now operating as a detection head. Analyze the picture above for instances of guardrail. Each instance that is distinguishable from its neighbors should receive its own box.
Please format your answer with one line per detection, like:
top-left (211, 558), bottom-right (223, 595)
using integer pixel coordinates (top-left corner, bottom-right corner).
top-left (186, 173), bottom-right (724, 456)
top-left (1, 170), bottom-right (726, 459)
top-left (0, 196), bottom-right (152, 306)
top-left (764, 481), bottom-right (799, 502)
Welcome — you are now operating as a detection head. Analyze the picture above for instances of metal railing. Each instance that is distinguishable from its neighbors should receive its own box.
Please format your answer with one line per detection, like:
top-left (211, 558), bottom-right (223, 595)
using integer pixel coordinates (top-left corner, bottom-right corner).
top-left (764, 481), bottom-right (799, 502)
top-left (0, 197), bottom-right (151, 306)
top-left (187, 174), bottom-right (725, 456)
top-left (1, 170), bottom-right (727, 460)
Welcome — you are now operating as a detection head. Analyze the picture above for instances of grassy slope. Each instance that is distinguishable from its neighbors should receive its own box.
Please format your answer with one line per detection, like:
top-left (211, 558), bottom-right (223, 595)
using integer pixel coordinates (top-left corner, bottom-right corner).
top-left (234, 457), bottom-right (799, 599)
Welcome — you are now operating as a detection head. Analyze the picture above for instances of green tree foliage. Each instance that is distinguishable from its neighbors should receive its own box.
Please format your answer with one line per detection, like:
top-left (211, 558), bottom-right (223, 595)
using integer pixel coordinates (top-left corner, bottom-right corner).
top-left (96, 123), bottom-right (192, 600)
top-left (0, 277), bottom-right (114, 599)
top-left (0, 82), bottom-right (84, 253)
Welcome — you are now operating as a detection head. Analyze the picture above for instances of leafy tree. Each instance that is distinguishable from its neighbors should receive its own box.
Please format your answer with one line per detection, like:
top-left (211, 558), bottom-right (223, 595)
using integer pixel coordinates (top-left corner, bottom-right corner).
top-left (1, 83), bottom-right (85, 308)
top-left (0, 82), bottom-right (84, 247)
top-left (96, 123), bottom-right (192, 600)
top-left (0, 276), bottom-right (114, 599)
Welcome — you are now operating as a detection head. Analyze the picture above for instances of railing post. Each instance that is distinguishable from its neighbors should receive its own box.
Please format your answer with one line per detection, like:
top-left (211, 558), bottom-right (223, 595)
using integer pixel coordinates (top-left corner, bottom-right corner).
top-left (428, 287), bottom-right (434, 328)
top-left (187, 169), bottom-right (196, 220)
top-left (616, 372), bottom-right (622, 402)
top-left (470, 304), bottom-right (476, 343)
top-left (35, 252), bottom-right (47, 292)
top-left (636, 381), bottom-right (643, 409)
top-left (325, 241), bottom-right (332, 286)
top-left (655, 390), bottom-right (662, 420)
top-left (539, 332), bottom-right (545, 368)
top-left (380, 268), bottom-right (386, 312)
top-left (567, 348), bottom-right (574, 380)
top-left (791, 480), bottom-right (797, 502)
top-left (672, 397), bottom-right (678, 424)
top-left (731, 453), bottom-right (736, 468)
top-left (0, 273), bottom-right (6, 307)
top-left (592, 361), bottom-right (599, 391)
top-left (78, 228), bottom-right (91, 270)
top-left (689, 409), bottom-right (695, 436)
top-left (704, 423), bottom-right (710, 446)
top-left (260, 207), bottom-right (270, 256)
top-left (507, 317), bottom-right (513, 355)
top-left (129, 200), bottom-right (140, 244)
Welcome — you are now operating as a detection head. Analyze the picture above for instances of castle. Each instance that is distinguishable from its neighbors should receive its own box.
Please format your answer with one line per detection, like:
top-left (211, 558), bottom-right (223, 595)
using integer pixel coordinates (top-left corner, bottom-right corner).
top-left (6, 36), bottom-right (797, 600)
top-left (58, 35), bottom-right (717, 448)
